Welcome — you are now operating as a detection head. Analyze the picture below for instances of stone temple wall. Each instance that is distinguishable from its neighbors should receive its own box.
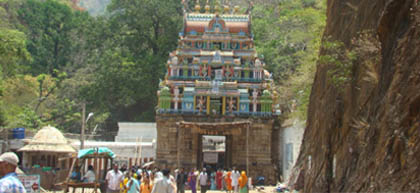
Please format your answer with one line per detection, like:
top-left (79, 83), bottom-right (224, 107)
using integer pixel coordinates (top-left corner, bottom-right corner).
top-left (155, 114), bottom-right (278, 184)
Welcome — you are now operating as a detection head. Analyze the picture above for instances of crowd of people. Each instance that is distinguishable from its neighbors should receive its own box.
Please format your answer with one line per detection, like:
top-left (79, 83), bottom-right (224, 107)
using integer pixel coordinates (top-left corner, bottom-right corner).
top-left (0, 151), bottom-right (251, 193)
top-left (179, 167), bottom-right (249, 193)
top-left (104, 163), bottom-right (186, 193)
top-left (105, 165), bottom-right (250, 193)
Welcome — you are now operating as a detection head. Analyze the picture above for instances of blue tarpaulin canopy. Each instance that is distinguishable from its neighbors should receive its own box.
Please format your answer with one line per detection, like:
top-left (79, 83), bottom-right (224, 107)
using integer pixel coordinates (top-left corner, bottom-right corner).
top-left (77, 147), bottom-right (115, 159)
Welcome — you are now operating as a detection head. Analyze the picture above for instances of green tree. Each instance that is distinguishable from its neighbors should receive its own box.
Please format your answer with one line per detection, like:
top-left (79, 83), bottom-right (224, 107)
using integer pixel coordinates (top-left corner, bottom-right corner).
top-left (253, 0), bottom-right (326, 119)
top-left (0, 0), bottom-right (31, 126)
top-left (18, 0), bottom-right (89, 75)
top-left (0, 29), bottom-right (31, 76)
top-left (0, 0), bottom-right (31, 77)
top-left (253, 0), bottom-right (325, 81)
top-left (79, 0), bottom-right (183, 127)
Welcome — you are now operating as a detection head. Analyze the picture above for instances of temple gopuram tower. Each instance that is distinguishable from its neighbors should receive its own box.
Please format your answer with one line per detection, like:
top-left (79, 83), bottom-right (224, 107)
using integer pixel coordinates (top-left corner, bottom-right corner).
top-left (156, 0), bottom-right (279, 184)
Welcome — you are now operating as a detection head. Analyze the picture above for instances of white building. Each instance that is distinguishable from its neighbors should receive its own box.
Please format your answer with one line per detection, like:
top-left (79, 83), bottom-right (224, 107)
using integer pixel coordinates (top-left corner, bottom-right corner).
top-left (279, 119), bottom-right (305, 181)
top-left (116, 122), bottom-right (156, 142)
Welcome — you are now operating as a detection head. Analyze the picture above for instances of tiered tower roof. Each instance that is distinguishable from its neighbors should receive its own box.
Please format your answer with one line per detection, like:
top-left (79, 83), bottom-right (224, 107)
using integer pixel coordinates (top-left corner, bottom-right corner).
top-left (157, 0), bottom-right (275, 117)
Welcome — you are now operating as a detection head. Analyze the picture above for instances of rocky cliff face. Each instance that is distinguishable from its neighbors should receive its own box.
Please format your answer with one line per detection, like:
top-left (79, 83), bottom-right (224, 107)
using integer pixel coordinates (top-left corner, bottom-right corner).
top-left (294, 0), bottom-right (420, 192)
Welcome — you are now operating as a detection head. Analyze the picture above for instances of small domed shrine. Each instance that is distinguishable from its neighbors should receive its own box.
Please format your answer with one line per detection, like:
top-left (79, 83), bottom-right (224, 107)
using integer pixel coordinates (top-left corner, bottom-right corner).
top-left (19, 126), bottom-right (76, 168)
top-left (156, 0), bottom-right (279, 183)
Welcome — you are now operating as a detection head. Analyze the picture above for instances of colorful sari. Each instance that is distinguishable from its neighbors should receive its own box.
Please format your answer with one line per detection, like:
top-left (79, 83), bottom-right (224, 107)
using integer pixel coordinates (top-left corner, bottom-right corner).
top-left (210, 172), bottom-right (217, 190)
top-left (216, 171), bottom-right (223, 190)
top-left (238, 171), bottom-right (248, 193)
top-left (225, 171), bottom-right (232, 191)
top-left (188, 171), bottom-right (197, 193)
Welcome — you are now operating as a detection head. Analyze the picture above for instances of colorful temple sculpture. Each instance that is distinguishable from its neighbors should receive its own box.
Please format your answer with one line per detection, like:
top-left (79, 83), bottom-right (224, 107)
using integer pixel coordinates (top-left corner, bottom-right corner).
top-left (156, 0), bottom-right (279, 184)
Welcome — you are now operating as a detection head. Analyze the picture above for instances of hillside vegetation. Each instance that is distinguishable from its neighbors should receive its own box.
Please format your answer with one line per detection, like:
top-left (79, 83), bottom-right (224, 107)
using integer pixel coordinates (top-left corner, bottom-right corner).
top-left (0, 0), bottom-right (325, 135)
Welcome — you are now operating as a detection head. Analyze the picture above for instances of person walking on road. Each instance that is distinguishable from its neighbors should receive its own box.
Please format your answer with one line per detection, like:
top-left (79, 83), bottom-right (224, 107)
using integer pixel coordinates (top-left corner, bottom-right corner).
top-left (151, 169), bottom-right (176, 193)
top-left (198, 168), bottom-right (208, 193)
top-left (188, 168), bottom-right (198, 193)
top-left (238, 171), bottom-right (248, 193)
top-left (216, 169), bottom-right (223, 190)
top-left (125, 172), bottom-right (140, 193)
top-left (210, 171), bottom-right (216, 190)
top-left (141, 173), bottom-right (153, 193)
top-left (231, 168), bottom-right (240, 193)
top-left (225, 170), bottom-right (232, 193)
top-left (176, 168), bottom-right (187, 193)
top-left (0, 152), bottom-right (26, 193)
top-left (105, 164), bottom-right (124, 193)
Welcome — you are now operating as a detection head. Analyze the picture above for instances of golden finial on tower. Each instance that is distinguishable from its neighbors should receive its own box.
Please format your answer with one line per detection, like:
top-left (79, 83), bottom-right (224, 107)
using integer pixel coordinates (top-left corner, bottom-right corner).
top-left (194, 0), bottom-right (201, 12)
top-left (234, 5), bottom-right (240, 14)
top-left (224, 0), bottom-right (230, 13)
top-left (205, 0), bottom-right (210, 13)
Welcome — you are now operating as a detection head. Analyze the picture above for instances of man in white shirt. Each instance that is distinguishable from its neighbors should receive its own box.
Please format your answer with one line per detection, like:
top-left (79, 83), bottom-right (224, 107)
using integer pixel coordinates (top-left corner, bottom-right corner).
top-left (83, 165), bottom-right (96, 183)
top-left (198, 168), bottom-right (208, 193)
top-left (151, 169), bottom-right (176, 193)
top-left (105, 164), bottom-right (123, 193)
top-left (230, 167), bottom-right (240, 193)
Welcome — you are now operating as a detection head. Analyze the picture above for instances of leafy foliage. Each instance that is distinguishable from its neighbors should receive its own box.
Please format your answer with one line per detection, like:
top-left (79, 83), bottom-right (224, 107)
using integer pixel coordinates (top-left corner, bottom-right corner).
top-left (253, 0), bottom-right (326, 81)
top-left (320, 39), bottom-right (356, 88)
top-left (0, 0), bottom-right (31, 126)
top-left (253, 0), bottom-right (326, 120)
top-left (77, 0), bottom-right (182, 128)
top-left (0, 0), bottom-right (326, 131)
top-left (0, 29), bottom-right (31, 76)
top-left (18, 0), bottom-right (90, 75)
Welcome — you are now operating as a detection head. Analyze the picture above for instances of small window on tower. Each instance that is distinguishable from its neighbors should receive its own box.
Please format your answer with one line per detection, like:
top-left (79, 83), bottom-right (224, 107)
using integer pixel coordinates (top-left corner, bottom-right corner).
top-left (186, 41), bottom-right (192, 47)
top-left (214, 42), bottom-right (222, 50)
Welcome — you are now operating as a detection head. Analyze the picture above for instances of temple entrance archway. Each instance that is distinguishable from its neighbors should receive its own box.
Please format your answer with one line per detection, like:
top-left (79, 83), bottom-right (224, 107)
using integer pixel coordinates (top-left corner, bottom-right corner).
top-left (157, 117), bottom-right (277, 184)
top-left (177, 121), bottom-right (248, 171)
top-left (198, 135), bottom-right (233, 170)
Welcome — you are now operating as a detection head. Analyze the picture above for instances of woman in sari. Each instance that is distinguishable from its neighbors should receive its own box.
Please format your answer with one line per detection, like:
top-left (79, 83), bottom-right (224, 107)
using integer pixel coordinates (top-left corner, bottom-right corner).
top-left (140, 174), bottom-right (153, 193)
top-left (188, 168), bottom-right (197, 193)
top-left (210, 171), bottom-right (217, 190)
top-left (121, 171), bottom-right (131, 193)
top-left (238, 171), bottom-right (248, 193)
top-left (224, 171), bottom-right (232, 193)
top-left (216, 169), bottom-right (223, 190)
